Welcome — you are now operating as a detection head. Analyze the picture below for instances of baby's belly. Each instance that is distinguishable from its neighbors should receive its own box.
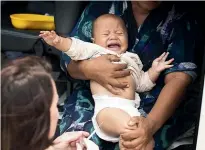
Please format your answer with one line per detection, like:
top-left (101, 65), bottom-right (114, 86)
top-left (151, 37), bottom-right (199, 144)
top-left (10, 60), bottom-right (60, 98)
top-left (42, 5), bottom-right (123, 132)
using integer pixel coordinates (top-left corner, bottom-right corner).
top-left (90, 75), bottom-right (136, 100)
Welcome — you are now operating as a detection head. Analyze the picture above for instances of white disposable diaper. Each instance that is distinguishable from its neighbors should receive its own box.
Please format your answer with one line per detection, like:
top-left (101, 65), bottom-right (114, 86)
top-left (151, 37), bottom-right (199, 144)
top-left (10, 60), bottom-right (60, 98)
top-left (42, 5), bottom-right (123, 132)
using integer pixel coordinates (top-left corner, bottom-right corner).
top-left (92, 94), bottom-right (141, 143)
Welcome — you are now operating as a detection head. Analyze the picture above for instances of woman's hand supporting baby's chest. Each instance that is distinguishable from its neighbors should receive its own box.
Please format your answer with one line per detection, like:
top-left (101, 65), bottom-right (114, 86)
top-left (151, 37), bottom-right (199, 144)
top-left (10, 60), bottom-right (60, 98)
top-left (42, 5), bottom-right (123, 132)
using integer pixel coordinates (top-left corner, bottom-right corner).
top-left (90, 74), bottom-right (136, 100)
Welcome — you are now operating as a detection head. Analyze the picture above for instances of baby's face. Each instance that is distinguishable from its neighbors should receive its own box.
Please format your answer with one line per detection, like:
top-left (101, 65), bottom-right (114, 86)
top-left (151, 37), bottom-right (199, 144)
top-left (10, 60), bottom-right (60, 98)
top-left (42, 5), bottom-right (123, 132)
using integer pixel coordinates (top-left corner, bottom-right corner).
top-left (93, 17), bottom-right (128, 54)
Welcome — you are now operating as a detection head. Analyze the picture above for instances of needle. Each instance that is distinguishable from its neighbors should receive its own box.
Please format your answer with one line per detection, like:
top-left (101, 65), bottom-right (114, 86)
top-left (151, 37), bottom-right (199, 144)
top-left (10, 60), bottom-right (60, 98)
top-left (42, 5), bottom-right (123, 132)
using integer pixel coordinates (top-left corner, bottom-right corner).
top-left (87, 122), bottom-right (104, 140)
top-left (87, 129), bottom-right (96, 140)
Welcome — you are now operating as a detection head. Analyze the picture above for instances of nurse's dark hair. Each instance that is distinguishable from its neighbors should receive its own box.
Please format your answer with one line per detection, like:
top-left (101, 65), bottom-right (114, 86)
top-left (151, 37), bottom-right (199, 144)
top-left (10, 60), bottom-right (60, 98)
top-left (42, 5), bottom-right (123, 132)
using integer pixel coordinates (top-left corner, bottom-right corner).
top-left (1, 56), bottom-right (54, 150)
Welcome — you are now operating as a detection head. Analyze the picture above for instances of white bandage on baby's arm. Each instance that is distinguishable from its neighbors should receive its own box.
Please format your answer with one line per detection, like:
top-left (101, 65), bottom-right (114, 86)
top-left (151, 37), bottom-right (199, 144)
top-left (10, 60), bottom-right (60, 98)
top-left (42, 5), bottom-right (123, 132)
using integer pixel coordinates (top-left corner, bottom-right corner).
top-left (64, 37), bottom-right (109, 61)
top-left (135, 71), bottom-right (156, 93)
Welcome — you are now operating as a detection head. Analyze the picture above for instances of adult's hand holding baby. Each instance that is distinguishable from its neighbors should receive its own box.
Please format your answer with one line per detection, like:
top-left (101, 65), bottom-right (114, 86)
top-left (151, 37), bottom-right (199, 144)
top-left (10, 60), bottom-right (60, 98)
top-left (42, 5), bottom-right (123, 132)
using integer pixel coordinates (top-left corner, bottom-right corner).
top-left (83, 54), bottom-right (130, 95)
top-left (120, 117), bottom-right (155, 150)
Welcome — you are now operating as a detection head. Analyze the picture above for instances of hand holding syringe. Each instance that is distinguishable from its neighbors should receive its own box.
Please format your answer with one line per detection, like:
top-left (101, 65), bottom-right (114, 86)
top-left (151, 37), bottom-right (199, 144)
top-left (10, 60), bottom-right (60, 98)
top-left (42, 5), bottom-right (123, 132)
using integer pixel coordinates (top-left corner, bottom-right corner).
top-left (76, 122), bottom-right (103, 150)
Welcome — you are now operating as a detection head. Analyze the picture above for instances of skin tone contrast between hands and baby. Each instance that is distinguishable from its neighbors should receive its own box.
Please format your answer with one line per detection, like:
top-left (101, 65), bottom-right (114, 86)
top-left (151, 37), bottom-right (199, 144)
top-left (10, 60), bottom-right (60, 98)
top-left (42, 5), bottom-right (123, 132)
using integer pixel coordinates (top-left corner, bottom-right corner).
top-left (40, 11), bottom-right (175, 150)
top-left (1, 1), bottom-right (193, 150)
top-left (39, 2), bottom-right (193, 150)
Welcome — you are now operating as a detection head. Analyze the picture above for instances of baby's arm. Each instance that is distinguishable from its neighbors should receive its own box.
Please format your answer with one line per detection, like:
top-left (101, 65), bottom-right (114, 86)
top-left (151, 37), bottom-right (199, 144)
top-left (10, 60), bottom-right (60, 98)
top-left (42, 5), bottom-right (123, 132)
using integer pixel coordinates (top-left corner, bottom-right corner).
top-left (39, 31), bottom-right (113, 60)
top-left (39, 31), bottom-right (72, 52)
top-left (136, 52), bottom-right (174, 92)
top-left (148, 52), bottom-right (174, 83)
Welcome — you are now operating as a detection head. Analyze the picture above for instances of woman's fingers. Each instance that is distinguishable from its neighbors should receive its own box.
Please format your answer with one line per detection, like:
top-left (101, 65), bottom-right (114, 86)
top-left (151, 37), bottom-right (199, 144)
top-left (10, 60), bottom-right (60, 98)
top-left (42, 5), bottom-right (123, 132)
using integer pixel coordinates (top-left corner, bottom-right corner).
top-left (122, 137), bottom-right (144, 149)
top-left (106, 84), bottom-right (120, 95)
top-left (70, 141), bottom-right (77, 147)
top-left (53, 131), bottom-right (88, 144)
top-left (105, 82), bottom-right (127, 95)
top-left (107, 54), bottom-right (120, 62)
top-left (121, 129), bottom-right (141, 141)
top-left (112, 70), bottom-right (130, 78)
top-left (109, 79), bottom-right (129, 89)
top-left (81, 131), bottom-right (90, 137)
top-left (113, 63), bottom-right (128, 71)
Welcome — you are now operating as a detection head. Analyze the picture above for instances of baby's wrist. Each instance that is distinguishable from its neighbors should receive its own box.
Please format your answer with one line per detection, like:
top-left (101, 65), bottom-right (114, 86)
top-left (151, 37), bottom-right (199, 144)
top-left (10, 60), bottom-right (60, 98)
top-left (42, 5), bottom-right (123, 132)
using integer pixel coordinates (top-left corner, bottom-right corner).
top-left (52, 36), bottom-right (62, 47)
top-left (150, 67), bottom-right (161, 75)
top-left (59, 37), bottom-right (72, 52)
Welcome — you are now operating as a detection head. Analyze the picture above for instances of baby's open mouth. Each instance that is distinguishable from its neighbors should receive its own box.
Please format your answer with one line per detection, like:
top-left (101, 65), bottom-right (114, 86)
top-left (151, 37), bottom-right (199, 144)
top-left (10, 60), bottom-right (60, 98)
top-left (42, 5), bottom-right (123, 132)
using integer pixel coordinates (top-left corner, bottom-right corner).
top-left (107, 43), bottom-right (121, 51)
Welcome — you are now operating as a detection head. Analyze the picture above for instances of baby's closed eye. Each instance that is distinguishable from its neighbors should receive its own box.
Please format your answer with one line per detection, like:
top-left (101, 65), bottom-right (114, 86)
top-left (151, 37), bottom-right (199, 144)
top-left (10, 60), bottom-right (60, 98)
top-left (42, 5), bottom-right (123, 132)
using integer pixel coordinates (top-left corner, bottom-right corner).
top-left (116, 31), bottom-right (124, 35)
top-left (102, 33), bottom-right (109, 36)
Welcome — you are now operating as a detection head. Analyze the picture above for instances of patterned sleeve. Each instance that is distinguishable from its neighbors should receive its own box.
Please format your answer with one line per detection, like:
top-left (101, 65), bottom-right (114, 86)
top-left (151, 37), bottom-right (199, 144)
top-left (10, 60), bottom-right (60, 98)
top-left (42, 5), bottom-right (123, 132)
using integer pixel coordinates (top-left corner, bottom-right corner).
top-left (163, 12), bottom-right (200, 81)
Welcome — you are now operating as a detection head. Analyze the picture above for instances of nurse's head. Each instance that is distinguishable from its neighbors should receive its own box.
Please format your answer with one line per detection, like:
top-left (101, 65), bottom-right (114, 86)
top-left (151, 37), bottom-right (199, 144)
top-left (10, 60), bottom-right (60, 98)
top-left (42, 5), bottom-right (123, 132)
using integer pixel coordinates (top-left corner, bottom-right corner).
top-left (1, 56), bottom-right (59, 150)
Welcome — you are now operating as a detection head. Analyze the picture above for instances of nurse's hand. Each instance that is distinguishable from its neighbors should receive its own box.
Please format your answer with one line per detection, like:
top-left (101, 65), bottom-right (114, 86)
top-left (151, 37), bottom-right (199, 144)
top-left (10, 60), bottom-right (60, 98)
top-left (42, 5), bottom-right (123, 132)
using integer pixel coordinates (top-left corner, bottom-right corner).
top-left (52, 131), bottom-right (89, 150)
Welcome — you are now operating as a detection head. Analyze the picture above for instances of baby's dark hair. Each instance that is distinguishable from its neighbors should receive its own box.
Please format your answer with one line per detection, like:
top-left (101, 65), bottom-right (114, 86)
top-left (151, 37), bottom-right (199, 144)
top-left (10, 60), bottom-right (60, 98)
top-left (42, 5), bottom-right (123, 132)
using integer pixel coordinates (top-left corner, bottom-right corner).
top-left (92, 14), bottom-right (127, 38)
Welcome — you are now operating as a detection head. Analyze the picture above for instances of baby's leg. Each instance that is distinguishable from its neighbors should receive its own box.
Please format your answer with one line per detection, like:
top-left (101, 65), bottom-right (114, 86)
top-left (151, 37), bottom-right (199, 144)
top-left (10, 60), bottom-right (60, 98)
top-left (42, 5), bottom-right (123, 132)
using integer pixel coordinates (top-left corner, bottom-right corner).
top-left (96, 108), bottom-right (135, 137)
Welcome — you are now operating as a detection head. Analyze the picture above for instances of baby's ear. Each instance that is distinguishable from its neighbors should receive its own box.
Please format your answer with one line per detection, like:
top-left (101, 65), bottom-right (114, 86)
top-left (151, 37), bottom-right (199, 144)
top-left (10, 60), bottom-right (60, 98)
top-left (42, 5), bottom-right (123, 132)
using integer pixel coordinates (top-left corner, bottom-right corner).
top-left (91, 38), bottom-right (95, 43)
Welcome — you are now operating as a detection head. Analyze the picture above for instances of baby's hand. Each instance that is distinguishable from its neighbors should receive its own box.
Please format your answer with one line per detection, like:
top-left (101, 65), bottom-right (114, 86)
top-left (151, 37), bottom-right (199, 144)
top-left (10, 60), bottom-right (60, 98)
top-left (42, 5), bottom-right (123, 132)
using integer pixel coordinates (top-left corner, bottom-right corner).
top-left (39, 30), bottom-right (61, 47)
top-left (152, 52), bottom-right (174, 73)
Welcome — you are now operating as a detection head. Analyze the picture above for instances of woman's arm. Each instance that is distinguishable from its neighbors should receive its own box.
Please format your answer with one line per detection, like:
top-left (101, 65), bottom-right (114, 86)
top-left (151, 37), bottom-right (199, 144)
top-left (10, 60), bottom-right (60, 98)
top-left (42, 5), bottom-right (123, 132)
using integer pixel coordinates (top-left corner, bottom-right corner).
top-left (147, 71), bottom-right (192, 133)
top-left (67, 60), bottom-right (88, 80)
